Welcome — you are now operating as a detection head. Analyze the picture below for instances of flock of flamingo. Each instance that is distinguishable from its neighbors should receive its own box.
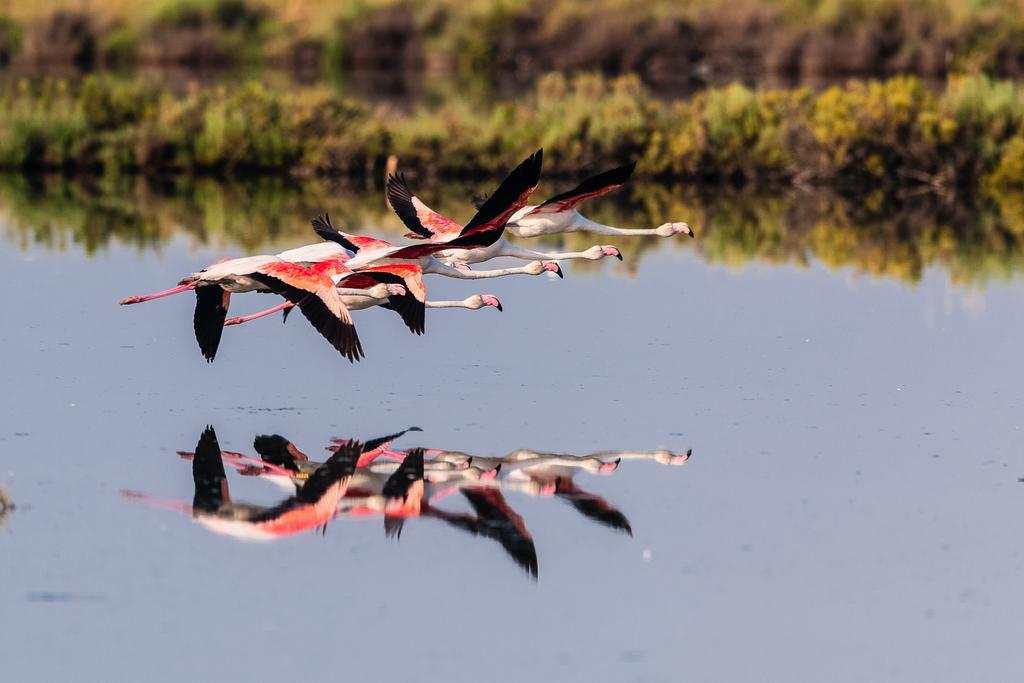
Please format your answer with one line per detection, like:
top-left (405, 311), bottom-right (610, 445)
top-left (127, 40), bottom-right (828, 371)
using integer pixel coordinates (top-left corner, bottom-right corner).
top-left (122, 426), bottom-right (692, 577)
top-left (118, 150), bottom-right (692, 361)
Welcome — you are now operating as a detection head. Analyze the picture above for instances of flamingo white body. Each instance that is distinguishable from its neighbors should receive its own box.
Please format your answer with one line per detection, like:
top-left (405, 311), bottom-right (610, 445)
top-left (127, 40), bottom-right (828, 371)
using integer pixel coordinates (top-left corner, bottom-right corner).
top-left (188, 255), bottom-right (284, 292)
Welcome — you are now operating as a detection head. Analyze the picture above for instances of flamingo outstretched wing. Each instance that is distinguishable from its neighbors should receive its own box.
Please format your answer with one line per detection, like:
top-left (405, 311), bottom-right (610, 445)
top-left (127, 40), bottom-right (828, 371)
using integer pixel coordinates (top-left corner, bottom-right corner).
top-left (554, 477), bottom-right (632, 535)
top-left (248, 262), bottom-right (364, 362)
top-left (387, 174), bottom-right (463, 240)
top-left (382, 447), bottom-right (426, 539)
top-left (525, 161), bottom-right (636, 216)
top-left (193, 286), bottom-right (231, 362)
top-left (426, 487), bottom-right (538, 577)
top-left (192, 426), bottom-right (230, 513)
top-left (246, 441), bottom-right (362, 534)
top-left (337, 264), bottom-right (426, 335)
top-left (360, 426), bottom-right (423, 460)
top-left (370, 150), bottom-right (544, 261)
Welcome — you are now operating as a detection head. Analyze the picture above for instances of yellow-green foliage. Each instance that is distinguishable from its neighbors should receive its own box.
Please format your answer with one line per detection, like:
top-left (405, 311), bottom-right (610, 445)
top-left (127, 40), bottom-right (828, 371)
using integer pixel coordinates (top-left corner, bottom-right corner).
top-left (4, 172), bottom-right (1023, 287)
top-left (8, 0), bottom-right (1024, 78)
top-left (6, 73), bottom-right (1024, 188)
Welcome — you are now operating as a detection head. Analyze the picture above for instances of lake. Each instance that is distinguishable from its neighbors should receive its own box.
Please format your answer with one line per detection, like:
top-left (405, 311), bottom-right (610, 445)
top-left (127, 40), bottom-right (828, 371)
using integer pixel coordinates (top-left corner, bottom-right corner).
top-left (1, 177), bottom-right (1022, 682)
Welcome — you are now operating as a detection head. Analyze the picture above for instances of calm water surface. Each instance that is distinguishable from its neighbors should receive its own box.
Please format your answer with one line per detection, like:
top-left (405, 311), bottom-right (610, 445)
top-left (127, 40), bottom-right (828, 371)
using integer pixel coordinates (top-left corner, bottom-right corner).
top-left (1, 181), bottom-right (1023, 682)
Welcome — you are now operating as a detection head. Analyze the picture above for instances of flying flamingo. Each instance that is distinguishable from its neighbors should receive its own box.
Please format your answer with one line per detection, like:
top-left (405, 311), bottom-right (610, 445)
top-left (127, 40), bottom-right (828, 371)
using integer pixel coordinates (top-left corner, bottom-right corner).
top-left (275, 233), bottom-right (561, 281)
top-left (471, 161), bottom-right (693, 239)
top-left (120, 255), bottom-right (363, 362)
top-left (123, 427), bottom-right (362, 541)
top-left (315, 151), bottom-right (562, 282)
top-left (250, 427), bottom-right (424, 490)
top-left (385, 172), bottom-right (624, 266)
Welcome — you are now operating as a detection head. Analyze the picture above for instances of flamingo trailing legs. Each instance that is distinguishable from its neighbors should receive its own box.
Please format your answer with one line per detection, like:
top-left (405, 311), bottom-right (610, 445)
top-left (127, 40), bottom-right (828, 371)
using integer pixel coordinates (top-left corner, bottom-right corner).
top-left (224, 293), bottom-right (503, 328)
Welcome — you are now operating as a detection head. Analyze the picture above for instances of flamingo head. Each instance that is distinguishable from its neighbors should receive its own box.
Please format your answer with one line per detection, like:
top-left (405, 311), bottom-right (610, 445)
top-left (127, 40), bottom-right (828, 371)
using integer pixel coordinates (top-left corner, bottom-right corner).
top-left (473, 294), bottom-right (503, 311)
top-left (656, 222), bottom-right (693, 238)
top-left (599, 245), bottom-right (623, 260)
top-left (542, 261), bottom-right (563, 278)
top-left (654, 448), bottom-right (692, 465)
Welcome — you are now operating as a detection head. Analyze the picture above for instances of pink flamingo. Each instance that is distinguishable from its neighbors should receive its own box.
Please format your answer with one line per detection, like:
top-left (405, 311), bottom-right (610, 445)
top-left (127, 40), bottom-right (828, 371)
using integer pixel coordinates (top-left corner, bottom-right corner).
top-left (120, 256), bottom-right (363, 362)
top-left (318, 151), bottom-right (560, 280)
top-left (386, 172), bottom-right (624, 266)
top-left (124, 427), bottom-right (362, 541)
top-left (477, 162), bottom-right (693, 239)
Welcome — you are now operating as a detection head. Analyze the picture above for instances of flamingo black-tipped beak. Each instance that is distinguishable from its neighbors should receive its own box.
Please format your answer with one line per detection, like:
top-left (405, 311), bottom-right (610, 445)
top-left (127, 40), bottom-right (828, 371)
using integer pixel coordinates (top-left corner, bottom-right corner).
top-left (601, 245), bottom-right (623, 261)
top-left (481, 295), bottom-right (503, 311)
top-left (543, 262), bottom-right (563, 278)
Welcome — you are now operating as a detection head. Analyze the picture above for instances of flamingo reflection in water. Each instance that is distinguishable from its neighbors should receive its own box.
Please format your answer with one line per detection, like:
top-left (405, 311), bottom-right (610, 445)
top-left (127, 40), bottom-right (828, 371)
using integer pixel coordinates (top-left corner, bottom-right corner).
top-left (122, 426), bottom-right (691, 578)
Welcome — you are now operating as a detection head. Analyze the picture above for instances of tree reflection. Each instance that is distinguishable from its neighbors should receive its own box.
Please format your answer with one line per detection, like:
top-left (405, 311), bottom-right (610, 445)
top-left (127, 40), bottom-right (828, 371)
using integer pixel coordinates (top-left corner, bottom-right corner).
top-left (3, 173), bottom-right (1023, 286)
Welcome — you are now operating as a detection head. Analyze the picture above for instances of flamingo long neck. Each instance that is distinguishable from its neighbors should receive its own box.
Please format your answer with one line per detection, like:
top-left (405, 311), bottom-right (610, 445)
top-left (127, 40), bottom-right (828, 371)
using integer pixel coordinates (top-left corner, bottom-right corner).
top-left (424, 258), bottom-right (537, 279)
top-left (495, 238), bottom-right (597, 261)
top-left (572, 212), bottom-right (662, 236)
top-left (424, 298), bottom-right (478, 309)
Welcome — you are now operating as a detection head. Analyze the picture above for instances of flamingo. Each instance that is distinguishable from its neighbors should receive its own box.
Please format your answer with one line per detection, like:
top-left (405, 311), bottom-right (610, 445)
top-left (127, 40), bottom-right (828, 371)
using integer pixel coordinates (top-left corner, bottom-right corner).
top-left (120, 255), bottom-right (363, 362)
top-left (386, 172), bottom-right (623, 266)
top-left (427, 448), bottom-right (632, 534)
top-left (124, 427), bottom-right (362, 541)
top-left (276, 232), bottom-right (562, 281)
top-left (472, 162), bottom-right (693, 239)
top-left (224, 292), bottom-right (502, 328)
top-left (316, 151), bottom-right (560, 279)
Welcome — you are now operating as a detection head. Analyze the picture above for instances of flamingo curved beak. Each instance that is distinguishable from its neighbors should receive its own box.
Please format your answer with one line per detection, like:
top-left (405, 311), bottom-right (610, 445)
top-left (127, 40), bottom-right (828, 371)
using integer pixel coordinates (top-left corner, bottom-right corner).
top-left (598, 458), bottom-right (621, 474)
top-left (481, 295), bottom-right (503, 311)
top-left (677, 222), bottom-right (694, 238)
top-left (543, 261), bottom-right (563, 278)
top-left (601, 245), bottom-right (623, 260)
top-left (669, 449), bottom-right (693, 465)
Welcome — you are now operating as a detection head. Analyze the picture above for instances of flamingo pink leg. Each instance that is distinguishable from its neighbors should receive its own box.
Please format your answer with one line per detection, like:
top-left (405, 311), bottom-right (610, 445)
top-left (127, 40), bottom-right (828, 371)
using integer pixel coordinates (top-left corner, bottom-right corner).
top-left (119, 284), bottom-right (194, 305)
top-left (224, 302), bottom-right (295, 326)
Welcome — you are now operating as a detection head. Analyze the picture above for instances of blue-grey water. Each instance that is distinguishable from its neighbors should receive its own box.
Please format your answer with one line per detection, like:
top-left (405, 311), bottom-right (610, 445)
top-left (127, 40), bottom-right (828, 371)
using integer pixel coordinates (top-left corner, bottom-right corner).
top-left (1, 184), bottom-right (1023, 682)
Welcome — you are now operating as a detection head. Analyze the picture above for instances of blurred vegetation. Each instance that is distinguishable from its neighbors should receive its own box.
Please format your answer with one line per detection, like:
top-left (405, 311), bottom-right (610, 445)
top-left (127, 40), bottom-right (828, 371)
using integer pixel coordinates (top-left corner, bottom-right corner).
top-left (5, 73), bottom-right (1024, 190)
top-left (3, 172), bottom-right (1023, 288)
top-left (7, 0), bottom-right (1024, 80)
